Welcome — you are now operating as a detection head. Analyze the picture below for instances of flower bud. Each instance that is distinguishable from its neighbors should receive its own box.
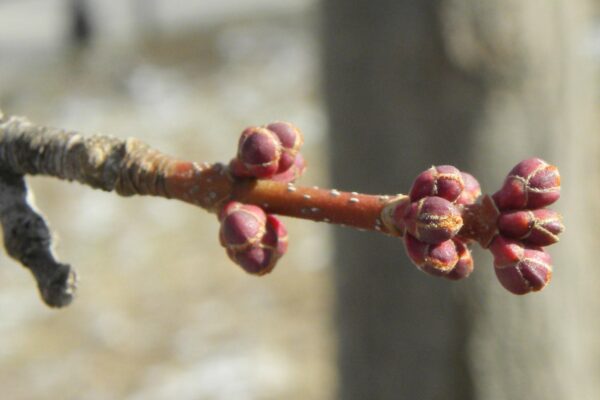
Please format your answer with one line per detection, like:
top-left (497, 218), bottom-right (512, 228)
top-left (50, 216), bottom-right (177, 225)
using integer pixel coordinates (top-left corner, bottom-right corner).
top-left (270, 153), bottom-right (306, 183)
top-left (489, 236), bottom-right (552, 294)
top-left (492, 158), bottom-right (560, 210)
top-left (237, 127), bottom-right (282, 178)
top-left (497, 209), bottom-right (564, 246)
top-left (262, 215), bottom-right (289, 259)
top-left (445, 239), bottom-right (474, 280)
top-left (266, 122), bottom-right (304, 173)
top-left (455, 172), bottom-right (481, 205)
top-left (219, 202), bottom-right (266, 249)
top-left (219, 202), bottom-right (288, 275)
top-left (409, 165), bottom-right (465, 202)
top-left (403, 196), bottom-right (463, 244)
top-left (226, 246), bottom-right (276, 276)
top-left (404, 234), bottom-right (459, 277)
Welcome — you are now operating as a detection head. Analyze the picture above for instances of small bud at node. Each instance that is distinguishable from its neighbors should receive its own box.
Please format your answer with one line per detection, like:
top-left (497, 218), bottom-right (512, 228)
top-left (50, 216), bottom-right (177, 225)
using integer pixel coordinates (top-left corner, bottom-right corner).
top-left (219, 202), bottom-right (266, 249)
top-left (409, 165), bottom-right (465, 202)
top-left (445, 239), bottom-right (474, 280)
top-left (456, 172), bottom-right (481, 205)
top-left (219, 202), bottom-right (288, 276)
top-left (489, 236), bottom-right (552, 294)
top-left (266, 122), bottom-right (304, 173)
top-left (403, 196), bottom-right (463, 244)
top-left (492, 158), bottom-right (560, 210)
top-left (270, 153), bottom-right (306, 183)
top-left (228, 246), bottom-right (276, 276)
top-left (497, 209), bottom-right (564, 246)
top-left (237, 127), bottom-right (282, 178)
top-left (404, 234), bottom-right (459, 277)
top-left (262, 215), bottom-right (289, 258)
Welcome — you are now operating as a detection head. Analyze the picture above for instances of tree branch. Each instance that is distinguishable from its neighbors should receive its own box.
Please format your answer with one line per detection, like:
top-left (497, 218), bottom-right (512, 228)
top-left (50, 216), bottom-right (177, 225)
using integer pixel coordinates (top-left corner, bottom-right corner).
top-left (0, 110), bottom-right (563, 305)
top-left (0, 112), bottom-right (488, 237)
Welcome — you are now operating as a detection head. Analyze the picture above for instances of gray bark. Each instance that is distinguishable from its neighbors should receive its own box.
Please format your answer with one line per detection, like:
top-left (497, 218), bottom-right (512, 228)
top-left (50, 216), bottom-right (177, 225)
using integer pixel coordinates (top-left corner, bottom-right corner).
top-left (323, 0), bottom-right (599, 399)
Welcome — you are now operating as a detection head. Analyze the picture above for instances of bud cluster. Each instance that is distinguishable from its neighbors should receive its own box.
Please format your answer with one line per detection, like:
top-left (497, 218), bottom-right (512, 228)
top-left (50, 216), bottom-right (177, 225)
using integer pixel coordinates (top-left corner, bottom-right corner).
top-left (386, 165), bottom-right (481, 280)
top-left (229, 122), bottom-right (305, 182)
top-left (489, 158), bottom-right (563, 294)
top-left (218, 201), bottom-right (288, 275)
top-left (220, 122), bottom-right (564, 295)
top-left (219, 122), bottom-right (307, 275)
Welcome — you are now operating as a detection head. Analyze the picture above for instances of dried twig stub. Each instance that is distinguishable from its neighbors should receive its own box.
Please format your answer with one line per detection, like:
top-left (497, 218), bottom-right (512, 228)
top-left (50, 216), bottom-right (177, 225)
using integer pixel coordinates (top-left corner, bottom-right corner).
top-left (0, 171), bottom-right (76, 307)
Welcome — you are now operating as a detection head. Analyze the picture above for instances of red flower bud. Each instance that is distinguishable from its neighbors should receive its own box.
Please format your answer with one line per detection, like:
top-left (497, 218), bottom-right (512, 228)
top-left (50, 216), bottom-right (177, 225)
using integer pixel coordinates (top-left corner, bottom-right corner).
top-left (237, 127), bottom-right (282, 178)
top-left (270, 153), bottom-right (306, 183)
top-left (262, 215), bottom-right (289, 258)
top-left (455, 172), bottom-right (481, 205)
top-left (489, 236), bottom-right (552, 294)
top-left (404, 234), bottom-right (459, 277)
top-left (219, 202), bottom-right (288, 275)
top-left (445, 239), bottom-right (474, 280)
top-left (409, 165), bottom-right (465, 202)
top-left (497, 209), bottom-right (564, 246)
top-left (492, 158), bottom-right (560, 210)
top-left (228, 215), bottom-right (288, 276)
top-left (219, 202), bottom-right (266, 249)
top-left (266, 122), bottom-right (304, 173)
top-left (402, 196), bottom-right (463, 244)
top-left (226, 246), bottom-right (276, 276)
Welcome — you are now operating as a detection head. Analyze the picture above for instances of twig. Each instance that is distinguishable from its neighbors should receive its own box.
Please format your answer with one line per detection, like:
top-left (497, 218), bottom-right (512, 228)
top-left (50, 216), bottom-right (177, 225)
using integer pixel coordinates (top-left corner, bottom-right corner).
top-left (0, 170), bottom-right (76, 307)
top-left (0, 112), bottom-right (490, 237)
top-left (0, 110), bottom-right (563, 305)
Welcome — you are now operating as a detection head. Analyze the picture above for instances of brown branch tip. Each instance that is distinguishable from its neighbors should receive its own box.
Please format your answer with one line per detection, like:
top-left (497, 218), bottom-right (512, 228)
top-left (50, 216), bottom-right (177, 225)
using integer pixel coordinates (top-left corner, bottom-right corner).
top-left (0, 111), bottom-right (564, 306)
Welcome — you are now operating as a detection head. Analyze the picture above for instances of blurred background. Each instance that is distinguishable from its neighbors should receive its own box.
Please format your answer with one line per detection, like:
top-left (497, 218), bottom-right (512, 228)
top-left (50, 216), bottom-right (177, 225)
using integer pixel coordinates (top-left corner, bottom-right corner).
top-left (0, 0), bottom-right (599, 399)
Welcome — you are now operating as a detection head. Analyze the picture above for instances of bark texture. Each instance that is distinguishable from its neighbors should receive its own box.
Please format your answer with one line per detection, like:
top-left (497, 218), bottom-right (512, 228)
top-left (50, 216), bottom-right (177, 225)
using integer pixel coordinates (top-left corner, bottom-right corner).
top-left (324, 0), bottom-right (599, 399)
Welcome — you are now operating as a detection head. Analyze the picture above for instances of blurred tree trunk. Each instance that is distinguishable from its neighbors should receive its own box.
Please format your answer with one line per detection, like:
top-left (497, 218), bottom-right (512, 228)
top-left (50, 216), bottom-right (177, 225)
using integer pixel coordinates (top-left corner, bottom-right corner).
top-left (69, 0), bottom-right (93, 47)
top-left (323, 1), bottom-right (600, 399)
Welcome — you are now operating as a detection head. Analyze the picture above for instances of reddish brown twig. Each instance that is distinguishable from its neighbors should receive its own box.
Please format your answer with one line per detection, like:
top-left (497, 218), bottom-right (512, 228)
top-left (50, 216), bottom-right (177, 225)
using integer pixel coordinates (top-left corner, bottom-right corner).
top-left (163, 161), bottom-right (394, 232)
top-left (160, 161), bottom-right (497, 243)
